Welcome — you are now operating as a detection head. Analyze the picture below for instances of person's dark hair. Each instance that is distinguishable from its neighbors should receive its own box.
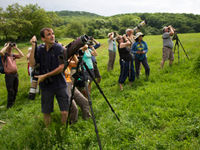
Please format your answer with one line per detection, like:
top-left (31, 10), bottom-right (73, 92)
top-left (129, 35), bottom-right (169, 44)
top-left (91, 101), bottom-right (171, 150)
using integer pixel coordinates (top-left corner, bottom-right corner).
top-left (40, 28), bottom-right (52, 38)
top-left (116, 36), bottom-right (122, 44)
top-left (135, 38), bottom-right (139, 42)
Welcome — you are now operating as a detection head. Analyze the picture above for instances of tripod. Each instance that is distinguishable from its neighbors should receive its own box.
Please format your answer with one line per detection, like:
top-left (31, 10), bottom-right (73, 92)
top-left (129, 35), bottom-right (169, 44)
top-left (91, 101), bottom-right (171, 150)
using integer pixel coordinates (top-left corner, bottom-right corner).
top-left (173, 33), bottom-right (189, 63)
top-left (66, 50), bottom-right (120, 150)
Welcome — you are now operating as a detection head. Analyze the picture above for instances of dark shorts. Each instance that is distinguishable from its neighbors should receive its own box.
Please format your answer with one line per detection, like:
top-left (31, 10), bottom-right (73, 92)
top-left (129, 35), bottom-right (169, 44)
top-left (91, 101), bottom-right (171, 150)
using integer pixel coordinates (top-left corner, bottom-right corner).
top-left (93, 61), bottom-right (101, 78)
top-left (41, 87), bottom-right (69, 113)
top-left (84, 69), bottom-right (95, 82)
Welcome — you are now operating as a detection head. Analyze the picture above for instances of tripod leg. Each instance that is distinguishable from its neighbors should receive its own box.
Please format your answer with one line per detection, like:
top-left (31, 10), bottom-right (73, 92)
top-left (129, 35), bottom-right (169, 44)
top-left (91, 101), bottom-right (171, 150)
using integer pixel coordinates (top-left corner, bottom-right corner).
top-left (177, 43), bottom-right (180, 63)
top-left (83, 62), bottom-right (120, 122)
top-left (85, 80), bottom-right (102, 150)
top-left (178, 39), bottom-right (190, 60)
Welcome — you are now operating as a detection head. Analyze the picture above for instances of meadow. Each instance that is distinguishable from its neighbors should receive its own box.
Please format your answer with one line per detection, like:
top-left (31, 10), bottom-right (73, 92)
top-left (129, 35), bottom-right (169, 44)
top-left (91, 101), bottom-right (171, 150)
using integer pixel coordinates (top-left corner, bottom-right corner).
top-left (0, 33), bottom-right (200, 150)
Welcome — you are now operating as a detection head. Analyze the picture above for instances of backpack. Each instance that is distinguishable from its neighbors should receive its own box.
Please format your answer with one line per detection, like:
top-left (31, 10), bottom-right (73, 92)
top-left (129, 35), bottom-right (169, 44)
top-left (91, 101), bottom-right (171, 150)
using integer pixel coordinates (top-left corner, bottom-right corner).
top-left (0, 56), bottom-right (5, 74)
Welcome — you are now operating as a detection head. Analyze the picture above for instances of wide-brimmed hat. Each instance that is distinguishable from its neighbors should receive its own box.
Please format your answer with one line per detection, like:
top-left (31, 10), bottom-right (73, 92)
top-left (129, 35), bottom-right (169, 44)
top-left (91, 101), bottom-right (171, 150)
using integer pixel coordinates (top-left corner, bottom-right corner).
top-left (135, 32), bottom-right (144, 40)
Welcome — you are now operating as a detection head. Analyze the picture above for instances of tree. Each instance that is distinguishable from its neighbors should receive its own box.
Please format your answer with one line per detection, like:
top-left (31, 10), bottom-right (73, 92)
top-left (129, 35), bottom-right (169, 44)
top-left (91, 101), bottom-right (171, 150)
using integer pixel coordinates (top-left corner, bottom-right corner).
top-left (65, 21), bottom-right (85, 39)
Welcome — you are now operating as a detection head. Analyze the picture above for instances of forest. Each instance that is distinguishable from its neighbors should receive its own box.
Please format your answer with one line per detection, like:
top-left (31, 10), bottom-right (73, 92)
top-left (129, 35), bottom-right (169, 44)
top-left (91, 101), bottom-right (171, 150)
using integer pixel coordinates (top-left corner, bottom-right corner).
top-left (0, 3), bottom-right (200, 41)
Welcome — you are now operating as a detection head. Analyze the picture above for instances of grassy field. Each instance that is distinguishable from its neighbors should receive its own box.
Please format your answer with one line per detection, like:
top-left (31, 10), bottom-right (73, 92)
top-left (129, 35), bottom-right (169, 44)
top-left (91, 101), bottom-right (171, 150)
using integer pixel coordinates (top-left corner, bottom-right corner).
top-left (0, 33), bottom-right (200, 150)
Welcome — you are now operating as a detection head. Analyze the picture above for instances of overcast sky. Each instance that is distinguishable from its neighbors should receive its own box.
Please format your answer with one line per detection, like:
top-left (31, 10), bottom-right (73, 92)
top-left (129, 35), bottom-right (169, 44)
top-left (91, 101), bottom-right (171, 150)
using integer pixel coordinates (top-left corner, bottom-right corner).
top-left (0, 0), bottom-right (200, 16)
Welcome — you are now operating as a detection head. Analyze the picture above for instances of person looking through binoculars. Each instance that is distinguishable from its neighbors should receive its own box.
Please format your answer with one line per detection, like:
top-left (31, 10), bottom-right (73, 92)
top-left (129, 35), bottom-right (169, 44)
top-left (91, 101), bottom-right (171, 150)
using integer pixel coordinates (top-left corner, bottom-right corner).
top-left (107, 32), bottom-right (118, 71)
top-left (131, 32), bottom-right (150, 79)
top-left (88, 37), bottom-right (101, 83)
top-left (29, 28), bottom-right (69, 127)
top-left (160, 25), bottom-right (175, 69)
top-left (116, 35), bottom-right (135, 91)
top-left (80, 44), bottom-right (97, 98)
top-left (0, 42), bottom-right (24, 108)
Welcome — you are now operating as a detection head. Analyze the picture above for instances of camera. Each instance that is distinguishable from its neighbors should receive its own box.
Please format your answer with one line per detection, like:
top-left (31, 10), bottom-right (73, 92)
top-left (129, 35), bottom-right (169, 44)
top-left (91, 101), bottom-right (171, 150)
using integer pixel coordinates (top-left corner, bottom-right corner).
top-left (9, 42), bottom-right (16, 47)
top-left (28, 64), bottom-right (40, 100)
top-left (133, 20), bottom-right (147, 31)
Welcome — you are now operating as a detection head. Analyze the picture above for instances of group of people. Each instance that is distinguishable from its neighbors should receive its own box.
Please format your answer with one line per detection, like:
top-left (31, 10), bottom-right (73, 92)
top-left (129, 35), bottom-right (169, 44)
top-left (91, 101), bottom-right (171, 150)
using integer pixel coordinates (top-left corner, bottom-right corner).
top-left (0, 25), bottom-right (175, 126)
top-left (107, 29), bottom-right (150, 90)
top-left (107, 25), bottom-right (175, 90)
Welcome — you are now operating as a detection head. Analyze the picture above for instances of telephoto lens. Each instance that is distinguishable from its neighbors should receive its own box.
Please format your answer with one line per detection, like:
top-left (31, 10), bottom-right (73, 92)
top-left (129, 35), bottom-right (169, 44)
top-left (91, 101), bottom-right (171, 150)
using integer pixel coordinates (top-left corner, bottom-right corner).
top-left (28, 64), bottom-right (40, 100)
top-left (28, 77), bottom-right (38, 100)
top-left (64, 35), bottom-right (89, 60)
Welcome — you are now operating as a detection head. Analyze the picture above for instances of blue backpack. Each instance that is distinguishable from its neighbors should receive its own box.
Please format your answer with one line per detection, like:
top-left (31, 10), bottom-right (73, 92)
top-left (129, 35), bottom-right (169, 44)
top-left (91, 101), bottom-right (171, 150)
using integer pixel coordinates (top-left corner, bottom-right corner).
top-left (0, 55), bottom-right (5, 74)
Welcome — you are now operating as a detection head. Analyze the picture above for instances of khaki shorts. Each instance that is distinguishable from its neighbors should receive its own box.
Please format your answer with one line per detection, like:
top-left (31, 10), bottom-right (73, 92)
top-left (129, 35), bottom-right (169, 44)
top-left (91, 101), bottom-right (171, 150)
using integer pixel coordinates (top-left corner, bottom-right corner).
top-left (162, 47), bottom-right (174, 61)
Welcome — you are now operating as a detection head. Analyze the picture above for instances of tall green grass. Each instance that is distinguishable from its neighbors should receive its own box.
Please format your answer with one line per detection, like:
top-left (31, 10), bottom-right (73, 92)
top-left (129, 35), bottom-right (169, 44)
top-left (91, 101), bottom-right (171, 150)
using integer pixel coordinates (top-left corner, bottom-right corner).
top-left (0, 33), bottom-right (200, 150)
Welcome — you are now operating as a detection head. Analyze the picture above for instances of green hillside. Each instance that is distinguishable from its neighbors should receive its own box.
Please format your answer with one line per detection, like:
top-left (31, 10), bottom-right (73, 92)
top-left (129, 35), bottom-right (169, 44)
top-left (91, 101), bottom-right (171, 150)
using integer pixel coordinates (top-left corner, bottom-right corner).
top-left (0, 33), bottom-right (200, 149)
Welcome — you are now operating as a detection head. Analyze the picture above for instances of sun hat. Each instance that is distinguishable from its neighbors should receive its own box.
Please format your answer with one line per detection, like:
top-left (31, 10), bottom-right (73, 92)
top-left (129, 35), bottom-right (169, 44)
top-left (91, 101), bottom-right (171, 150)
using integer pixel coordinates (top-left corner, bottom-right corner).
top-left (135, 32), bottom-right (144, 40)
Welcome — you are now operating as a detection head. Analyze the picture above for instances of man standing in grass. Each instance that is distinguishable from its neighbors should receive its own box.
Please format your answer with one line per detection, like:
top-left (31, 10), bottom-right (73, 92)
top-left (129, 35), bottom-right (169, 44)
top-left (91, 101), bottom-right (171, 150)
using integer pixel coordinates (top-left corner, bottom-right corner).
top-left (0, 42), bottom-right (24, 108)
top-left (160, 25), bottom-right (175, 69)
top-left (29, 28), bottom-right (69, 127)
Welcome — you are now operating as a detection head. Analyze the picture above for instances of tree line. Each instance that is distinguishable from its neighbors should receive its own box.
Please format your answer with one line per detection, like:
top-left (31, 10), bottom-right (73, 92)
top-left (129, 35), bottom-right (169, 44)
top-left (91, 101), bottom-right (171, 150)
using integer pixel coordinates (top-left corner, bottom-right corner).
top-left (0, 3), bottom-right (200, 42)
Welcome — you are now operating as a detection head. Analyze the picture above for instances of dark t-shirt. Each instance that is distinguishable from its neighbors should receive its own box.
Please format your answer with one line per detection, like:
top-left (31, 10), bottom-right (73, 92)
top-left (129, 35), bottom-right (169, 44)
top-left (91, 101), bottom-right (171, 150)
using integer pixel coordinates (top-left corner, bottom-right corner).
top-left (35, 43), bottom-right (66, 90)
top-left (118, 44), bottom-right (132, 61)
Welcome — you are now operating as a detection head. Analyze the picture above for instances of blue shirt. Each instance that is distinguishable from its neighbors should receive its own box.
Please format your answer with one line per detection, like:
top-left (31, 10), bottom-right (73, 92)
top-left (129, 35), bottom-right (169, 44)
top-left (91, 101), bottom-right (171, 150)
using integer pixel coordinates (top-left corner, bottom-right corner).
top-left (36, 43), bottom-right (66, 90)
top-left (131, 41), bottom-right (148, 60)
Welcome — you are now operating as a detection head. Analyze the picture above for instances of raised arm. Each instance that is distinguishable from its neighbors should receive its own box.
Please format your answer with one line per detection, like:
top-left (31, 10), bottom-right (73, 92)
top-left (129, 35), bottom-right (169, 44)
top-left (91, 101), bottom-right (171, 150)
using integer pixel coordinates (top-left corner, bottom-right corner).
top-left (91, 47), bottom-right (97, 56)
top-left (120, 35), bottom-right (131, 48)
top-left (168, 25), bottom-right (174, 36)
top-left (13, 45), bottom-right (24, 58)
top-left (93, 38), bottom-right (101, 49)
top-left (0, 43), bottom-right (9, 56)
top-left (29, 36), bottom-right (37, 67)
